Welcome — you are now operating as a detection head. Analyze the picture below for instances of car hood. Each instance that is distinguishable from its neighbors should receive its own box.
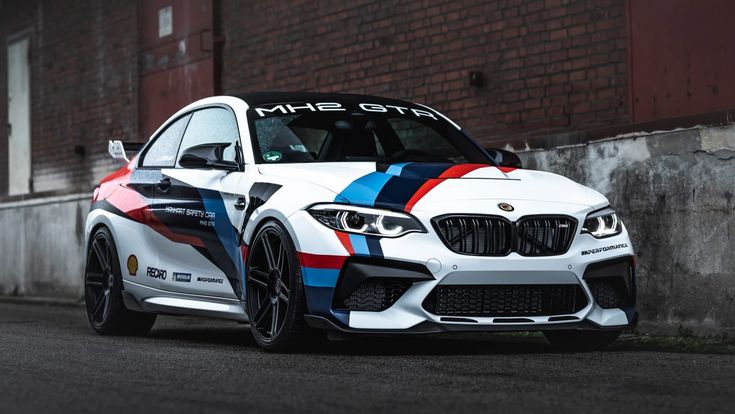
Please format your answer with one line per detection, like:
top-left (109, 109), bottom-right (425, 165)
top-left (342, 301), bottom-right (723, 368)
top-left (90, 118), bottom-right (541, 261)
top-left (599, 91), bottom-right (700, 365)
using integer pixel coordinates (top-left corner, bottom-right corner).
top-left (257, 162), bottom-right (608, 212)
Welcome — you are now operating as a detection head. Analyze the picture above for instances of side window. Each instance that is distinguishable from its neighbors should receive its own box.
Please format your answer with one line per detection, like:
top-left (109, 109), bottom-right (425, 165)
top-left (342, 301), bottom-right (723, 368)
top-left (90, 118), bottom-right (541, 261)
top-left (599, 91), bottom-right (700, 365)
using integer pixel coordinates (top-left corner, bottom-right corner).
top-left (176, 107), bottom-right (240, 167)
top-left (140, 114), bottom-right (191, 167)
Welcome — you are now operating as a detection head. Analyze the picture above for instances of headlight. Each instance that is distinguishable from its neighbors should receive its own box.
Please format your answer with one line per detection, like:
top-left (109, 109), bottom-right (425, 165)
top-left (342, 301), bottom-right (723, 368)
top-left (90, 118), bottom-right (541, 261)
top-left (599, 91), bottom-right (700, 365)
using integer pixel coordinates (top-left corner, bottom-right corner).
top-left (308, 204), bottom-right (425, 237)
top-left (582, 207), bottom-right (623, 238)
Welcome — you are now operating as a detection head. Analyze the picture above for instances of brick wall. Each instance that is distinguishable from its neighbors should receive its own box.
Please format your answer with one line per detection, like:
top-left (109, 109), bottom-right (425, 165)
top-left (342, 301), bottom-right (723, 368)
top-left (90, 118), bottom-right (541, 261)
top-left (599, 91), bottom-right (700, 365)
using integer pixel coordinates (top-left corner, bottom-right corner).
top-left (1, 0), bottom-right (138, 197)
top-left (2, 0), bottom-right (630, 197)
top-left (220, 0), bottom-right (629, 146)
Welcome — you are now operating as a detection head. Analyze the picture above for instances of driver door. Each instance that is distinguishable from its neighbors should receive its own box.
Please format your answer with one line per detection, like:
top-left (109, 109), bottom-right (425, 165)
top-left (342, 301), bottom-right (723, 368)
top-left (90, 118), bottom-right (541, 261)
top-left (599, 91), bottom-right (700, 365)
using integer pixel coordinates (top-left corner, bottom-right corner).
top-left (152, 106), bottom-right (248, 300)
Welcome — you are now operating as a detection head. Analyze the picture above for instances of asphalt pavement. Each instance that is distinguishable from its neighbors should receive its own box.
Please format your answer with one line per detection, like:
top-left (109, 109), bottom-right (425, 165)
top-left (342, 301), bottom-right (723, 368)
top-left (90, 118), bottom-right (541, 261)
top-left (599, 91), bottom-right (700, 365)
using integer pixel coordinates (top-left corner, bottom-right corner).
top-left (0, 301), bottom-right (733, 413)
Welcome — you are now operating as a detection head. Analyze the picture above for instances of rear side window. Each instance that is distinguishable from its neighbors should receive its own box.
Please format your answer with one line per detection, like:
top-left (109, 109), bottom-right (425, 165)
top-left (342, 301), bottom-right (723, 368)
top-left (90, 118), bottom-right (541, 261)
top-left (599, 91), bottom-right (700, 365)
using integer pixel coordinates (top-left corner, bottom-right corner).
top-left (176, 107), bottom-right (240, 167)
top-left (140, 114), bottom-right (191, 167)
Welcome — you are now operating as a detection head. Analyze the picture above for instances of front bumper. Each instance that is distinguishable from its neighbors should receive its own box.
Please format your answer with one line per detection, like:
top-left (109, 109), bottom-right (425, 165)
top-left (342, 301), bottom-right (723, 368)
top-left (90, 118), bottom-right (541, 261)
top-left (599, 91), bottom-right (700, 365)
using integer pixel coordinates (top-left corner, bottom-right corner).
top-left (288, 209), bottom-right (637, 333)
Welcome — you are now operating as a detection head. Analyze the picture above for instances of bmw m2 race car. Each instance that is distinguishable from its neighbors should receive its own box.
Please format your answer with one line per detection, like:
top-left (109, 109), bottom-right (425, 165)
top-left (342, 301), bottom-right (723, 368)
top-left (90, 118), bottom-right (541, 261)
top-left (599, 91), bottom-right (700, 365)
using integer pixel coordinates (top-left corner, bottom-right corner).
top-left (85, 92), bottom-right (637, 351)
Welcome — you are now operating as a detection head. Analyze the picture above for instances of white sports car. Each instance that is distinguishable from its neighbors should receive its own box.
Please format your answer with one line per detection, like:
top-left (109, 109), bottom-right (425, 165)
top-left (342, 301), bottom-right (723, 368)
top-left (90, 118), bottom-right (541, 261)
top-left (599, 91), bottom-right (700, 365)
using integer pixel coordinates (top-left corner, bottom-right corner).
top-left (85, 92), bottom-right (637, 351)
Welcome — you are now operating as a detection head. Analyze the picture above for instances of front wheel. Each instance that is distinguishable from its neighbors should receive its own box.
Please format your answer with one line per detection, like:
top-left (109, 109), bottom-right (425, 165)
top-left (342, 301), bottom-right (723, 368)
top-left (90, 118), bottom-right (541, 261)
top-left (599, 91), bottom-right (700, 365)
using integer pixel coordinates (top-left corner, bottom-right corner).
top-left (543, 329), bottom-right (621, 351)
top-left (84, 226), bottom-right (156, 335)
top-left (246, 221), bottom-right (312, 352)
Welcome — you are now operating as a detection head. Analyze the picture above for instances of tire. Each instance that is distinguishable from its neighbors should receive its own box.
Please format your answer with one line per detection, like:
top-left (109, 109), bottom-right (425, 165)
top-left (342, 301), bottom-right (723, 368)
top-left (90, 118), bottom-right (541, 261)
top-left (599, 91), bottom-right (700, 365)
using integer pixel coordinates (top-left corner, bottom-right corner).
top-left (543, 329), bottom-right (621, 351)
top-left (84, 226), bottom-right (156, 335)
top-left (246, 220), bottom-right (312, 352)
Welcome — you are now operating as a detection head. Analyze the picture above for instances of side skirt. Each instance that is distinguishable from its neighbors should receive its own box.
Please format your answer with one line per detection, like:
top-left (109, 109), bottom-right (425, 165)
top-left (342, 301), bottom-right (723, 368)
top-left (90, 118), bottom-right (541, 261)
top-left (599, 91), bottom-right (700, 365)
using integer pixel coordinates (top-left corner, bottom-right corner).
top-left (123, 280), bottom-right (249, 322)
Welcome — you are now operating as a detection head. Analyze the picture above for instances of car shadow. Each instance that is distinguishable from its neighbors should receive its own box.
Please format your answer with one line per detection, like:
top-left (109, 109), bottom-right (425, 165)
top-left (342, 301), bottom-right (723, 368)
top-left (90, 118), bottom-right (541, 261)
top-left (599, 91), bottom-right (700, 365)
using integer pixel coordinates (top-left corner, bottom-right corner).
top-left (145, 316), bottom-right (617, 355)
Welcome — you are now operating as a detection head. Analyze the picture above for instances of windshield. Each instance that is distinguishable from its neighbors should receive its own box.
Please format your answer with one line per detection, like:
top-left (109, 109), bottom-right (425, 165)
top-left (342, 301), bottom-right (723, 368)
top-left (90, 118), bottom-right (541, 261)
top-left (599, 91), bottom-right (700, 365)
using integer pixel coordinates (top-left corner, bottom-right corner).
top-left (247, 102), bottom-right (492, 164)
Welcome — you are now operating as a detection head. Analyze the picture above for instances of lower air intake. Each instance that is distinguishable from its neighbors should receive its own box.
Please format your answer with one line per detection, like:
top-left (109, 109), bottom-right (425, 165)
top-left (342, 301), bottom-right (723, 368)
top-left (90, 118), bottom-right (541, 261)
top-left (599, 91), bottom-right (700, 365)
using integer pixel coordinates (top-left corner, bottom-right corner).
top-left (586, 277), bottom-right (628, 309)
top-left (423, 284), bottom-right (588, 317)
top-left (343, 279), bottom-right (412, 312)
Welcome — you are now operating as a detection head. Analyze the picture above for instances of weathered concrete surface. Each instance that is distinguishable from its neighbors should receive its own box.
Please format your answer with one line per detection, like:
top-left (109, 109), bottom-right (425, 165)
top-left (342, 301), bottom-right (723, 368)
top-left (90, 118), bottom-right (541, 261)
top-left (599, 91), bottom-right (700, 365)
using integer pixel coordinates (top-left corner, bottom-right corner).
top-left (519, 125), bottom-right (735, 336)
top-left (0, 194), bottom-right (89, 299)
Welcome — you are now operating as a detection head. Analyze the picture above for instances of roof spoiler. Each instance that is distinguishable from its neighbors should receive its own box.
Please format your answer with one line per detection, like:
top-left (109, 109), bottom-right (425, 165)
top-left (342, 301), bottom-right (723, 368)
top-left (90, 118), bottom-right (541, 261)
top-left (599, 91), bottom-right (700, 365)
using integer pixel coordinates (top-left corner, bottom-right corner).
top-left (108, 140), bottom-right (144, 163)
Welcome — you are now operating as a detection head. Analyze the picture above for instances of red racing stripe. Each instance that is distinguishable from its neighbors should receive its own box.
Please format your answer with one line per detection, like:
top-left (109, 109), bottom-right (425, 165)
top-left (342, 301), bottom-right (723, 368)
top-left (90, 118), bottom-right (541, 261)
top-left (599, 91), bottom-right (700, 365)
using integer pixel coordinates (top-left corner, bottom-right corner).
top-left (334, 231), bottom-right (354, 255)
top-left (298, 252), bottom-right (348, 269)
top-left (404, 164), bottom-right (487, 212)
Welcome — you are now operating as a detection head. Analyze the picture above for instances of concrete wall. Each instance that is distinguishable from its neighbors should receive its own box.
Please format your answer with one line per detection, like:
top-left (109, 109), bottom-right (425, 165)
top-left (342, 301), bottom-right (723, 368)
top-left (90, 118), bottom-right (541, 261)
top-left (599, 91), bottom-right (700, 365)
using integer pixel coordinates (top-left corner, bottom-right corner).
top-left (0, 194), bottom-right (89, 299)
top-left (0, 124), bottom-right (733, 336)
top-left (519, 124), bottom-right (735, 336)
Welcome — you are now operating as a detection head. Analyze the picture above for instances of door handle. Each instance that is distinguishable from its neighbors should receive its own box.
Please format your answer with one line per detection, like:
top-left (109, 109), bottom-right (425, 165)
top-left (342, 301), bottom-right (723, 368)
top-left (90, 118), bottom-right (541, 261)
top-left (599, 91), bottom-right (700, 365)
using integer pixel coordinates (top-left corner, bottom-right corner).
top-left (157, 177), bottom-right (171, 192)
top-left (234, 197), bottom-right (247, 210)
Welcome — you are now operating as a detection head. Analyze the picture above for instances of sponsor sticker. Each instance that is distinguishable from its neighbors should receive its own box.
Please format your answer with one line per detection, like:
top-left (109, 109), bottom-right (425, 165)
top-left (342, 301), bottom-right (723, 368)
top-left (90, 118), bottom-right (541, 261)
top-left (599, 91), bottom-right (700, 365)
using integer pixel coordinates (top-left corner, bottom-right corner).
top-left (172, 272), bottom-right (191, 283)
top-left (197, 276), bottom-right (224, 284)
top-left (263, 151), bottom-right (282, 162)
top-left (127, 255), bottom-right (138, 276)
top-left (146, 267), bottom-right (167, 280)
top-left (581, 243), bottom-right (628, 256)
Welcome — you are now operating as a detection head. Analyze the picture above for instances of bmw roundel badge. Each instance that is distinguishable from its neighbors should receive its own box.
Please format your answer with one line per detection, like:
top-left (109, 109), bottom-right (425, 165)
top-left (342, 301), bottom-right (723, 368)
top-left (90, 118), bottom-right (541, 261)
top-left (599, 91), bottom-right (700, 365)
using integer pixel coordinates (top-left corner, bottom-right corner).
top-left (498, 202), bottom-right (514, 212)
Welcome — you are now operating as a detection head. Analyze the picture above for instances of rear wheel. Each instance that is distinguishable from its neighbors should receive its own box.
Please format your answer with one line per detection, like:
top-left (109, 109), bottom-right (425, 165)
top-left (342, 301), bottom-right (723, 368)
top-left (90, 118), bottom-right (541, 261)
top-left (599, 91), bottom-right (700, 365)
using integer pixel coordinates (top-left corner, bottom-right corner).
top-left (543, 329), bottom-right (621, 351)
top-left (246, 221), bottom-right (311, 352)
top-left (85, 226), bottom-right (156, 335)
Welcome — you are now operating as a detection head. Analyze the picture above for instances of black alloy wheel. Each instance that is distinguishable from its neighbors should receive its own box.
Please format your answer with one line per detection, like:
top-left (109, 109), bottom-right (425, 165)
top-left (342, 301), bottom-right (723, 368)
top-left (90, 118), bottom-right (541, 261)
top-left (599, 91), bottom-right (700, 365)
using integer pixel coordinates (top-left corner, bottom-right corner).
top-left (246, 221), bottom-right (310, 351)
top-left (84, 226), bottom-right (156, 335)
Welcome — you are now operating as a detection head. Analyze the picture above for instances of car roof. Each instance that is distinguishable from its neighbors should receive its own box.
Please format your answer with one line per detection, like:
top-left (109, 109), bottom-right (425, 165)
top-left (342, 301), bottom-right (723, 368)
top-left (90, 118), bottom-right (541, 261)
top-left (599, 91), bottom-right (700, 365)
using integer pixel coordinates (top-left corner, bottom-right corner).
top-left (235, 91), bottom-right (420, 108)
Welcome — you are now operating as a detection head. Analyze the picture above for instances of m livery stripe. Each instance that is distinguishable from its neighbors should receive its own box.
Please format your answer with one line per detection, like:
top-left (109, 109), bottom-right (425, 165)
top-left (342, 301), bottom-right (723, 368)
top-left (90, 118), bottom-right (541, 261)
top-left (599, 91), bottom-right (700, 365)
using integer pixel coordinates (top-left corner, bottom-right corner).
top-left (298, 252), bottom-right (347, 269)
top-left (404, 164), bottom-right (487, 212)
top-left (301, 267), bottom-right (340, 287)
top-left (335, 172), bottom-right (392, 206)
top-left (348, 234), bottom-right (370, 255)
top-left (335, 231), bottom-right (355, 255)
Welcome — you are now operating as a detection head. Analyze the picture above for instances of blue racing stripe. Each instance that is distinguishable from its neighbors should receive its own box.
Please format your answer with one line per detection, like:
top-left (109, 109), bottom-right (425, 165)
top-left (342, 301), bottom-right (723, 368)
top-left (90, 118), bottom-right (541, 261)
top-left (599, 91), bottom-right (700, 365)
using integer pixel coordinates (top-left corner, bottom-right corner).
top-left (385, 162), bottom-right (410, 176)
top-left (335, 172), bottom-right (392, 206)
top-left (301, 267), bottom-right (340, 287)
top-left (348, 234), bottom-right (370, 256)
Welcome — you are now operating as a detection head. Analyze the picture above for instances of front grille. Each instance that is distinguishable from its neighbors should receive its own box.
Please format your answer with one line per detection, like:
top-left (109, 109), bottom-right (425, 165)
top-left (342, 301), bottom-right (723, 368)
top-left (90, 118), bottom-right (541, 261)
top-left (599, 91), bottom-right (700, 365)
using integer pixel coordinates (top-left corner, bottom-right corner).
top-left (343, 279), bottom-right (412, 312)
top-left (433, 216), bottom-right (512, 256)
top-left (422, 284), bottom-right (588, 317)
top-left (516, 216), bottom-right (576, 256)
top-left (586, 277), bottom-right (628, 309)
top-left (433, 215), bottom-right (576, 257)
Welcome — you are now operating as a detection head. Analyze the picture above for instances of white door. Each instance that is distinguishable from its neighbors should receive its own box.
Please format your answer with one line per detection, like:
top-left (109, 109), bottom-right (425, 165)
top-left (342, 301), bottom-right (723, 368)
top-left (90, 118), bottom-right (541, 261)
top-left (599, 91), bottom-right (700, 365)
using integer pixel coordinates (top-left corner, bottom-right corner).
top-left (7, 37), bottom-right (31, 195)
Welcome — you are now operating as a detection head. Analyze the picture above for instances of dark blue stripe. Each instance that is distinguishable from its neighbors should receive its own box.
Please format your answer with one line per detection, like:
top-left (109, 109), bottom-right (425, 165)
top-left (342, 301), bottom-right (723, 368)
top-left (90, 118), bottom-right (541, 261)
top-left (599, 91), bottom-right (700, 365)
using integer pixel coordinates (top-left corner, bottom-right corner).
top-left (373, 175), bottom-right (425, 210)
top-left (365, 236), bottom-right (384, 258)
top-left (398, 163), bottom-right (453, 179)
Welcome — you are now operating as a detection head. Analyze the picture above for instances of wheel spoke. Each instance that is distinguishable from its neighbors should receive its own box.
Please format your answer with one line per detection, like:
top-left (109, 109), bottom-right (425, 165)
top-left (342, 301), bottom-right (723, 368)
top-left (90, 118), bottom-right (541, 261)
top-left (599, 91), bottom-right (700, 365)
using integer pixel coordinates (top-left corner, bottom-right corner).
top-left (101, 290), bottom-right (111, 321)
top-left (249, 269), bottom-right (269, 289)
top-left (91, 289), bottom-right (107, 318)
top-left (279, 279), bottom-right (289, 296)
top-left (92, 239), bottom-right (109, 270)
top-left (261, 235), bottom-right (277, 270)
top-left (270, 300), bottom-right (279, 336)
top-left (276, 244), bottom-right (286, 273)
top-left (86, 272), bottom-right (105, 287)
top-left (278, 292), bottom-right (289, 304)
top-left (252, 298), bottom-right (272, 328)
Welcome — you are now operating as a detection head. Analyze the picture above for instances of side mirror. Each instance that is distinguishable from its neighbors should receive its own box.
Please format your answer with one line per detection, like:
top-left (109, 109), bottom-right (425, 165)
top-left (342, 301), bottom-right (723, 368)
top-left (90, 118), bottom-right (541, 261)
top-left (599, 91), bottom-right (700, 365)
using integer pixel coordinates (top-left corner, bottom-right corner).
top-left (484, 147), bottom-right (523, 169)
top-left (179, 142), bottom-right (240, 172)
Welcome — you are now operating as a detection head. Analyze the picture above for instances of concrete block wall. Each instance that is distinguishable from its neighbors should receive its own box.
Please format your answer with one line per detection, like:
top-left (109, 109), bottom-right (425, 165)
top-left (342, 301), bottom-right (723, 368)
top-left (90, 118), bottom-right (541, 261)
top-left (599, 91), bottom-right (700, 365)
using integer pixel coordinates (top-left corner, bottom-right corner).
top-left (0, 194), bottom-right (89, 299)
top-left (520, 124), bottom-right (735, 335)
